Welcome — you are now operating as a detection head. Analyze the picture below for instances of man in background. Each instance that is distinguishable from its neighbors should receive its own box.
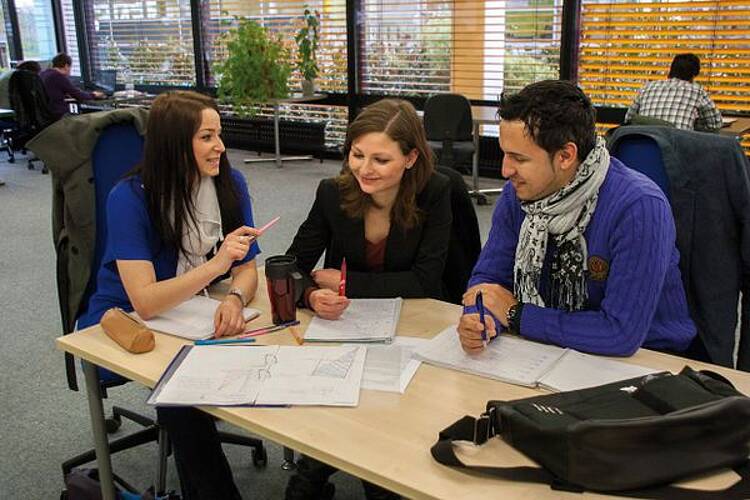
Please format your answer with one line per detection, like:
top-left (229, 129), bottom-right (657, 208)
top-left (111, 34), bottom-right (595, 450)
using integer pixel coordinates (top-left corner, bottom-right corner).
top-left (40, 53), bottom-right (104, 121)
top-left (624, 53), bottom-right (722, 132)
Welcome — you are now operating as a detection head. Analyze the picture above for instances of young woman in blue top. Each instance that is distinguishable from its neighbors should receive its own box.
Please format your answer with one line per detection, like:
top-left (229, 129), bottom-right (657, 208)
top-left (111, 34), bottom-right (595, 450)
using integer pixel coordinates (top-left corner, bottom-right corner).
top-left (77, 90), bottom-right (261, 499)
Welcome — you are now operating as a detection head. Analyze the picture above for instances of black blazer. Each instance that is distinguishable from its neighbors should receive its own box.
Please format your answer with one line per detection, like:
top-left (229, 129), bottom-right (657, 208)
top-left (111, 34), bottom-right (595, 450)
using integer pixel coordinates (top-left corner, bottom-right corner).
top-left (287, 173), bottom-right (452, 300)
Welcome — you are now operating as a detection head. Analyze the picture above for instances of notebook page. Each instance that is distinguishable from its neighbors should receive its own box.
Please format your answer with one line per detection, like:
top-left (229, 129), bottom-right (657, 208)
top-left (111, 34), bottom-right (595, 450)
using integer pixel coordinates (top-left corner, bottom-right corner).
top-left (415, 327), bottom-right (566, 387)
top-left (142, 295), bottom-right (261, 340)
top-left (304, 298), bottom-right (403, 343)
top-left (538, 350), bottom-right (662, 392)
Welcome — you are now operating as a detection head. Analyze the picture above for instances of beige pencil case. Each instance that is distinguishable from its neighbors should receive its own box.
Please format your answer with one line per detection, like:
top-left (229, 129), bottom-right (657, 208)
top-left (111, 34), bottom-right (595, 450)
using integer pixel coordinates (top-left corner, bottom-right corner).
top-left (100, 307), bottom-right (156, 354)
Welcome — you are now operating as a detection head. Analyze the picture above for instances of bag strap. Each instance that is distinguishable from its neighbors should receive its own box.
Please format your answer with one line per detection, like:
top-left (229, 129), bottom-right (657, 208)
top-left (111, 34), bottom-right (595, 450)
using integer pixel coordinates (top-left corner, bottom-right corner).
top-left (432, 413), bottom-right (750, 498)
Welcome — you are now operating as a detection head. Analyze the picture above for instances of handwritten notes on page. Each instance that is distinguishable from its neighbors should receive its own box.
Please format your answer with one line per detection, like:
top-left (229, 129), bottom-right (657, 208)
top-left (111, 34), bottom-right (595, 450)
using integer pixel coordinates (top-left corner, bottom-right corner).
top-left (149, 345), bottom-right (366, 407)
top-left (304, 298), bottom-right (402, 343)
top-left (141, 295), bottom-right (260, 341)
top-left (415, 326), bottom-right (660, 391)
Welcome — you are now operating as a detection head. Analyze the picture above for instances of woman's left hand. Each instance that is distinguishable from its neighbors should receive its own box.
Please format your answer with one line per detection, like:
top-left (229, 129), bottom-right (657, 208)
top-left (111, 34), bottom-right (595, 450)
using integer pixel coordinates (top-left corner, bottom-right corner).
top-left (312, 268), bottom-right (342, 292)
top-left (213, 295), bottom-right (246, 337)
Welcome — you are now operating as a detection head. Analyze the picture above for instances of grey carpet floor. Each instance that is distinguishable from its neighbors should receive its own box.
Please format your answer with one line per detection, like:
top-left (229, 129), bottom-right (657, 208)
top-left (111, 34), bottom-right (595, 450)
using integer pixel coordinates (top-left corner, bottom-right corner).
top-left (0, 149), bottom-right (501, 499)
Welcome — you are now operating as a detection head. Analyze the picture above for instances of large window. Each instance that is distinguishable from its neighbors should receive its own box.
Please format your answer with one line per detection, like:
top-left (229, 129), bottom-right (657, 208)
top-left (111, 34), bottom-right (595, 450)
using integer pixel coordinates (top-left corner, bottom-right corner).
top-left (359, 0), bottom-right (562, 100)
top-left (203, 0), bottom-right (348, 147)
top-left (578, 0), bottom-right (750, 114)
top-left (0, 3), bottom-right (10, 67)
top-left (16, 0), bottom-right (57, 61)
top-left (86, 0), bottom-right (196, 85)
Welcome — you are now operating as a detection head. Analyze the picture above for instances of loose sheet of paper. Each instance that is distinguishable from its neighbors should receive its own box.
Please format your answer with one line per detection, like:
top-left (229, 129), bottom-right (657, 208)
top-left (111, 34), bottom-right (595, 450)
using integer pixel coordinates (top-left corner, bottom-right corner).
top-left (150, 345), bottom-right (366, 407)
top-left (538, 349), bottom-right (661, 392)
top-left (304, 298), bottom-right (402, 343)
top-left (415, 326), bottom-right (566, 387)
top-left (142, 295), bottom-right (260, 340)
top-left (357, 336), bottom-right (428, 393)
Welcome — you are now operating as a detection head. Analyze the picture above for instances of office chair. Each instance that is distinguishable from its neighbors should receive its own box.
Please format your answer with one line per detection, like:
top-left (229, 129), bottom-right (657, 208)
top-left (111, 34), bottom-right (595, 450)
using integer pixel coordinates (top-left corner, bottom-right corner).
top-left (8, 69), bottom-right (51, 173)
top-left (609, 134), bottom-right (671, 201)
top-left (436, 165), bottom-right (481, 305)
top-left (423, 93), bottom-right (475, 174)
top-left (57, 120), bottom-right (267, 493)
top-left (608, 126), bottom-right (750, 372)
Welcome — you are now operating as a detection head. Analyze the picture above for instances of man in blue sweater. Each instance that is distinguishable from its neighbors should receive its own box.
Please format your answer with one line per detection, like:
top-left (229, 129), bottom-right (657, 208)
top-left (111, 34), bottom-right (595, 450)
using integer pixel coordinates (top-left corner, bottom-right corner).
top-left (459, 80), bottom-right (696, 356)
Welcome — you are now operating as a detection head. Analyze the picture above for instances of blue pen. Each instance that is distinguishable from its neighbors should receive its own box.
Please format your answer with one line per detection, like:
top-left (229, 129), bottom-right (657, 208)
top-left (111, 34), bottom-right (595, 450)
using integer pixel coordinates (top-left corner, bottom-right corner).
top-left (195, 337), bottom-right (257, 346)
top-left (476, 291), bottom-right (488, 348)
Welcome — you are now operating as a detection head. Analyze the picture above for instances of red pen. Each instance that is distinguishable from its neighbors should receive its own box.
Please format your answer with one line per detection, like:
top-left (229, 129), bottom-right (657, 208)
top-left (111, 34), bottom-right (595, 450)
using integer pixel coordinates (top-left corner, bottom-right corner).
top-left (339, 258), bottom-right (347, 296)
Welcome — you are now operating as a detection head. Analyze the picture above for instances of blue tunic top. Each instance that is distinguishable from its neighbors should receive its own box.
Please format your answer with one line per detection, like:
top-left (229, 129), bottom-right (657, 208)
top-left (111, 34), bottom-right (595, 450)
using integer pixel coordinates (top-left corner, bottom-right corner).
top-left (469, 158), bottom-right (696, 356)
top-left (78, 168), bottom-right (259, 329)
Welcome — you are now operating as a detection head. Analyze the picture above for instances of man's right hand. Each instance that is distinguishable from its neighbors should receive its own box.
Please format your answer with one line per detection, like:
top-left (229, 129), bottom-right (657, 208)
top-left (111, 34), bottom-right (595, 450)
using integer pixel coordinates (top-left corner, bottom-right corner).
top-left (92, 91), bottom-right (106, 99)
top-left (457, 313), bottom-right (498, 355)
top-left (309, 288), bottom-right (349, 320)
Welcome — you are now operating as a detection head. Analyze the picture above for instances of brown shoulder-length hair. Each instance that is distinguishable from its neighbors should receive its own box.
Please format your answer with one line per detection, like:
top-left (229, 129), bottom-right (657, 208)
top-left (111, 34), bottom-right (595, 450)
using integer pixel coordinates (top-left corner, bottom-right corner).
top-left (135, 90), bottom-right (243, 258)
top-left (337, 98), bottom-right (434, 230)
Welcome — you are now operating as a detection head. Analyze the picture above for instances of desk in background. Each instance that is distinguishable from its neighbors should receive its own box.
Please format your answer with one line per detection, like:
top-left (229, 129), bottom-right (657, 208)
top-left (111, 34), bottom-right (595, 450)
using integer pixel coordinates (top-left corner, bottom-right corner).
top-left (57, 275), bottom-right (749, 500)
top-left (720, 116), bottom-right (750, 138)
top-left (243, 93), bottom-right (327, 168)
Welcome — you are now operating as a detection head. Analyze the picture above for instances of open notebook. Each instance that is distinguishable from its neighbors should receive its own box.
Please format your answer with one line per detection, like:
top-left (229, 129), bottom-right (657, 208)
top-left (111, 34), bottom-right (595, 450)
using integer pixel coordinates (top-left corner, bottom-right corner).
top-left (138, 295), bottom-right (261, 341)
top-left (415, 326), bottom-right (661, 392)
top-left (304, 298), bottom-right (403, 343)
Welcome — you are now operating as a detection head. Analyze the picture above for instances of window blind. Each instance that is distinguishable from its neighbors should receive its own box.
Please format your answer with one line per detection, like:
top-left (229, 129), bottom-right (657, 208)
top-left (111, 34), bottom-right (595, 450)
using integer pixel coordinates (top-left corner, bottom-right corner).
top-left (579, 0), bottom-right (750, 114)
top-left (359, 0), bottom-right (563, 100)
top-left (203, 0), bottom-right (348, 147)
top-left (59, 0), bottom-right (81, 75)
top-left (86, 0), bottom-right (196, 85)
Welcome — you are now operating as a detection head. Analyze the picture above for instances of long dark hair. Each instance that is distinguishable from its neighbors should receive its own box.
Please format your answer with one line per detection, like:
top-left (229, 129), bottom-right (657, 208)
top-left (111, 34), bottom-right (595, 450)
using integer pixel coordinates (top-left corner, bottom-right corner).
top-left (337, 98), bottom-right (434, 230)
top-left (137, 90), bottom-right (243, 258)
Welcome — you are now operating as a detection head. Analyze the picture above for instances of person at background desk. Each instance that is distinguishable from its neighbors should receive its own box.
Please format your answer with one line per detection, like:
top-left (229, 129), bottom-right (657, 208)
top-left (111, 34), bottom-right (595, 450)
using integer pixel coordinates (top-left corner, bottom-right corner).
top-left (286, 98), bottom-right (452, 321)
top-left (77, 90), bottom-right (261, 499)
top-left (624, 53), bottom-right (722, 132)
top-left (284, 98), bottom-right (452, 500)
top-left (458, 80), bottom-right (696, 356)
top-left (40, 53), bottom-right (105, 121)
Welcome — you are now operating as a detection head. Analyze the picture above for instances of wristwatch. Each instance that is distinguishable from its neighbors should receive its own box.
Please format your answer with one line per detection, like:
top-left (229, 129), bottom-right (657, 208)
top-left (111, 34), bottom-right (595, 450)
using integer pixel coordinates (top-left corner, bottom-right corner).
top-left (226, 288), bottom-right (247, 307)
top-left (506, 303), bottom-right (523, 334)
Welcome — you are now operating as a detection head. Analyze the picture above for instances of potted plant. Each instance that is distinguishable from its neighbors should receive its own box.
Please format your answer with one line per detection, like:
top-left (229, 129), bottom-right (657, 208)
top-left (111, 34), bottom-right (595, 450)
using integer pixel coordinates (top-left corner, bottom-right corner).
top-left (214, 19), bottom-right (292, 117)
top-left (295, 8), bottom-right (320, 96)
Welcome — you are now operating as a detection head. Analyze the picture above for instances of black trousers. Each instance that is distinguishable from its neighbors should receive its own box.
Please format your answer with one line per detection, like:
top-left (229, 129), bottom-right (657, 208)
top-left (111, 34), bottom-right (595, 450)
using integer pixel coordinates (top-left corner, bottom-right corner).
top-left (157, 407), bottom-right (242, 500)
top-left (286, 455), bottom-right (399, 500)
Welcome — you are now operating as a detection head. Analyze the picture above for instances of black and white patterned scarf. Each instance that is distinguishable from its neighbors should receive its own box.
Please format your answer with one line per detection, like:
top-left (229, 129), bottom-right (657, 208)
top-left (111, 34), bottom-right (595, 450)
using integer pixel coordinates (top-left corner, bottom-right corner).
top-left (514, 136), bottom-right (610, 311)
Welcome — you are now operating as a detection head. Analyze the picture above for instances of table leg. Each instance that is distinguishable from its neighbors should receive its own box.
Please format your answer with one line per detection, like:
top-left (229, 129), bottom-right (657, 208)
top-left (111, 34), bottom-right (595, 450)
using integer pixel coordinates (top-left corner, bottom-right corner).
top-left (82, 360), bottom-right (116, 500)
top-left (472, 122), bottom-right (480, 193)
top-left (274, 103), bottom-right (282, 168)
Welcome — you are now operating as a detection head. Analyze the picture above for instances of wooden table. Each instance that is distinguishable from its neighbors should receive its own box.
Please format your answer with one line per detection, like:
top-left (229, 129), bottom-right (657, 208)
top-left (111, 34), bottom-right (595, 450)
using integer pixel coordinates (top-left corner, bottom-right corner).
top-left (57, 277), bottom-right (749, 499)
top-left (720, 116), bottom-right (750, 137)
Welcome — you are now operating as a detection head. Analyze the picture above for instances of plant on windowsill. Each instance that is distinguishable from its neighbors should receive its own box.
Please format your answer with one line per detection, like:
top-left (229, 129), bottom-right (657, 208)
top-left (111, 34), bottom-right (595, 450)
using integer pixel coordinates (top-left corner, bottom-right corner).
top-left (295, 7), bottom-right (320, 97)
top-left (214, 18), bottom-right (292, 117)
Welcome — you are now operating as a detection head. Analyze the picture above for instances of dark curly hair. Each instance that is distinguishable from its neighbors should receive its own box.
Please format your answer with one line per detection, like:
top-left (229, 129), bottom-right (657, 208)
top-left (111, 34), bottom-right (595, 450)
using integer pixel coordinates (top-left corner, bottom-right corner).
top-left (498, 80), bottom-right (597, 162)
top-left (337, 98), bottom-right (434, 230)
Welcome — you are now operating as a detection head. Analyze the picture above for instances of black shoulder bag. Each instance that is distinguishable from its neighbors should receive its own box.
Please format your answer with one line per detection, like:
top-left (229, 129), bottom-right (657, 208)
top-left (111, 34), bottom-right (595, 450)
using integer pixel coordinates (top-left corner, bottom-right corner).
top-left (432, 367), bottom-right (750, 498)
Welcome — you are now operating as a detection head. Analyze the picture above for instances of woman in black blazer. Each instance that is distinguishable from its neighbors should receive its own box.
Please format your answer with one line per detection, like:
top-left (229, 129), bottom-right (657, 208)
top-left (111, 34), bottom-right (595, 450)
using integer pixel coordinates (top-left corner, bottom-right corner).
top-left (287, 98), bottom-right (452, 321)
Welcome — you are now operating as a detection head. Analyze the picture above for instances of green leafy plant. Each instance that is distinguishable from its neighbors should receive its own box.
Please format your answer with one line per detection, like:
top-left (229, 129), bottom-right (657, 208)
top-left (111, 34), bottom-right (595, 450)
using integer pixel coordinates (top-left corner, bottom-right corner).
top-left (295, 8), bottom-right (320, 82)
top-left (214, 19), bottom-right (292, 116)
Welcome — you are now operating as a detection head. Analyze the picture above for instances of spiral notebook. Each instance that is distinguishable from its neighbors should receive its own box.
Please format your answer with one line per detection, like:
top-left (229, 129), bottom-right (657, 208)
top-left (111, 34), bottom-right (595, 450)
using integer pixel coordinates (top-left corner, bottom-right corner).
top-left (304, 298), bottom-right (403, 343)
top-left (416, 326), bottom-right (660, 392)
top-left (139, 295), bottom-right (260, 341)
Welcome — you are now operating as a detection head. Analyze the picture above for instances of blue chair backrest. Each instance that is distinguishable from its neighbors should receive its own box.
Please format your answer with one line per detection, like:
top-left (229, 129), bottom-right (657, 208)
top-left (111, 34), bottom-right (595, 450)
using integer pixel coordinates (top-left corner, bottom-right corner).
top-left (89, 122), bottom-right (144, 387)
top-left (90, 122), bottom-right (145, 284)
top-left (611, 135), bottom-right (671, 201)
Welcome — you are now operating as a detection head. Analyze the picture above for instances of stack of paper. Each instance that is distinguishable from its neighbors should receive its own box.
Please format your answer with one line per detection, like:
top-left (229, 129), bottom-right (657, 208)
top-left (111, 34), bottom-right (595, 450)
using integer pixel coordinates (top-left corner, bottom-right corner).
top-left (416, 327), bottom-right (661, 392)
top-left (149, 344), bottom-right (367, 407)
top-left (357, 337), bottom-right (427, 394)
top-left (304, 298), bottom-right (402, 343)
top-left (140, 295), bottom-right (261, 341)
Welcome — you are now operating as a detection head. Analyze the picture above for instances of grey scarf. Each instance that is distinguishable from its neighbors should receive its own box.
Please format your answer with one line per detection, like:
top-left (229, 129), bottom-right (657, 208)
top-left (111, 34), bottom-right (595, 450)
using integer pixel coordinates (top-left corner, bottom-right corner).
top-left (514, 136), bottom-right (610, 311)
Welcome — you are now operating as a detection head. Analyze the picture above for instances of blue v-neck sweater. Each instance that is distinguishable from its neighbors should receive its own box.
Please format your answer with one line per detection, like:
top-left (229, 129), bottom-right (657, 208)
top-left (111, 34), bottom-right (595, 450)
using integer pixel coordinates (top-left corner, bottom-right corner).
top-left (469, 158), bottom-right (696, 356)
